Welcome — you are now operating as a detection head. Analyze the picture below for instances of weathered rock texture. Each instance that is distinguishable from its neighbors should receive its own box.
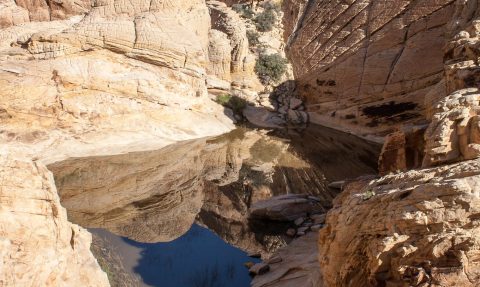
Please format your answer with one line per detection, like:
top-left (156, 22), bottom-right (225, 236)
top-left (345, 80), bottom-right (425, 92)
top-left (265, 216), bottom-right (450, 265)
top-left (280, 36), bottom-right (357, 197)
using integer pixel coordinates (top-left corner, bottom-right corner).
top-left (0, 1), bottom-right (241, 285)
top-left (0, 156), bottom-right (109, 287)
top-left (0, 1), bottom-right (237, 164)
top-left (315, 2), bottom-right (480, 285)
top-left (320, 160), bottom-right (480, 286)
top-left (252, 232), bottom-right (322, 287)
top-left (283, 0), bottom-right (459, 137)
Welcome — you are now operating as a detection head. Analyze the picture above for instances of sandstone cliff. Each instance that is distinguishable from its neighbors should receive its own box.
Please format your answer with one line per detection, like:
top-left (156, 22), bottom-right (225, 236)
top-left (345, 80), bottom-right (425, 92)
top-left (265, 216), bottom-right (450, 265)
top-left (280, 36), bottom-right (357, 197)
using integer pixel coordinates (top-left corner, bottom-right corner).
top-left (283, 0), bottom-right (459, 139)
top-left (0, 1), bottom-right (239, 285)
top-left (0, 156), bottom-right (109, 286)
top-left (313, 1), bottom-right (480, 286)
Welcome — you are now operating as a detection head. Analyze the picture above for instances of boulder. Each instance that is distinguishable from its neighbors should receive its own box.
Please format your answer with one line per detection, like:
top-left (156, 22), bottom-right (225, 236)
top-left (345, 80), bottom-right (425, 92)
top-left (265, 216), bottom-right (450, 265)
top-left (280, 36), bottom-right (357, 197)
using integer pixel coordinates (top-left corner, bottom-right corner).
top-left (249, 194), bottom-right (325, 221)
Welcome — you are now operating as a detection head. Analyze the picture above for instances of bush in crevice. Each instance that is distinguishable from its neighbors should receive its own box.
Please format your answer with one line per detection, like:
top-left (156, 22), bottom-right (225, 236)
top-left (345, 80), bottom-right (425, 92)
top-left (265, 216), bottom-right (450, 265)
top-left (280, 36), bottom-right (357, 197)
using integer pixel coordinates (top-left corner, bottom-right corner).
top-left (232, 4), bottom-right (254, 19)
top-left (260, 1), bottom-right (282, 12)
top-left (215, 94), bottom-right (248, 114)
top-left (247, 30), bottom-right (260, 47)
top-left (254, 53), bottom-right (288, 84)
top-left (254, 8), bottom-right (276, 32)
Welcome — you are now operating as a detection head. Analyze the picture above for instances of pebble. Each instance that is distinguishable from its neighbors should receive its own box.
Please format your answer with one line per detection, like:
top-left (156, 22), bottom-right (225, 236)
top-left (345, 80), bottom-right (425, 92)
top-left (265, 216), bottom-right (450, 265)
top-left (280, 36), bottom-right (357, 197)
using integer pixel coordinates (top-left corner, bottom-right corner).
top-left (297, 226), bottom-right (309, 233)
top-left (289, 97), bottom-right (303, 110)
top-left (311, 214), bottom-right (326, 225)
top-left (302, 221), bottom-right (313, 227)
top-left (294, 217), bottom-right (305, 226)
top-left (328, 181), bottom-right (345, 190)
top-left (286, 228), bottom-right (296, 237)
top-left (249, 263), bottom-right (270, 276)
top-left (311, 224), bottom-right (322, 231)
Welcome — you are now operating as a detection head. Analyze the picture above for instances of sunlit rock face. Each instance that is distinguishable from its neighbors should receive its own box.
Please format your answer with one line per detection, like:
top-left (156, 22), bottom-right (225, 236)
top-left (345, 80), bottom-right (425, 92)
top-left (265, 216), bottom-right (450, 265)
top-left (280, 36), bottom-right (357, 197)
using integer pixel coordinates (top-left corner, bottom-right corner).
top-left (320, 160), bottom-right (480, 286)
top-left (0, 156), bottom-right (109, 287)
top-left (0, 1), bottom-right (237, 285)
top-left (0, 0), bottom-right (235, 163)
top-left (283, 0), bottom-right (456, 137)
top-left (316, 2), bottom-right (480, 286)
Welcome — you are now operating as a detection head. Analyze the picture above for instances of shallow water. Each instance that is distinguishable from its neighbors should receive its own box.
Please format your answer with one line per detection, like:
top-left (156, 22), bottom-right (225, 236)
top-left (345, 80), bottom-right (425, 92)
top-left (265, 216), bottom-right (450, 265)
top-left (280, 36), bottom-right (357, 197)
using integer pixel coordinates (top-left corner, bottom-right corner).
top-left (49, 124), bottom-right (380, 287)
top-left (90, 225), bottom-right (260, 287)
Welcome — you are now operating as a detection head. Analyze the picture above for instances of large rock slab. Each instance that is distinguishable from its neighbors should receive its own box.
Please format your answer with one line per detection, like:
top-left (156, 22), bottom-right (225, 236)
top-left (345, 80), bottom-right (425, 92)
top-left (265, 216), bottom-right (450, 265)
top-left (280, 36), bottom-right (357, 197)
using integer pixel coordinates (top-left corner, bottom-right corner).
top-left (319, 159), bottom-right (480, 286)
top-left (283, 0), bottom-right (455, 137)
top-left (252, 232), bottom-right (322, 287)
top-left (249, 194), bottom-right (325, 221)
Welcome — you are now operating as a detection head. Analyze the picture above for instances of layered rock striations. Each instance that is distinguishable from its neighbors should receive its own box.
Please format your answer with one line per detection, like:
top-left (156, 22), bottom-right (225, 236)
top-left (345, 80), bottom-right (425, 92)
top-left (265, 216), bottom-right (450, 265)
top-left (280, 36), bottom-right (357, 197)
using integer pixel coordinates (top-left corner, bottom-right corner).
top-left (283, 0), bottom-right (458, 138)
top-left (0, 0), bottom-right (238, 163)
top-left (0, 1), bottom-right (240, 285)
top-left (320, 159), bottom-right (480, 286)
top-left (316, 1), bottom-right (480, 286)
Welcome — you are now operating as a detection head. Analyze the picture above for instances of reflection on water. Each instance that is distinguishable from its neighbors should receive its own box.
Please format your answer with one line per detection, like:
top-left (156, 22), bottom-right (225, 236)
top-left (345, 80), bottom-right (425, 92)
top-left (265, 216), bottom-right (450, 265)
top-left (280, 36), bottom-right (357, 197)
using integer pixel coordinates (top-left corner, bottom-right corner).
top-left (48, 124), bottom-right (380, 286)
top-left (91, 225), bottom-right (260, 287)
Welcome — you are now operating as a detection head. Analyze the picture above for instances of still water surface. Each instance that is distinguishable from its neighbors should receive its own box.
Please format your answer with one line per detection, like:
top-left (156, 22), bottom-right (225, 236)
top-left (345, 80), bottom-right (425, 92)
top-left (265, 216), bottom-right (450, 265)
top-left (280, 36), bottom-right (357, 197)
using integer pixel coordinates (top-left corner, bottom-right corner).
top-left (49, 125), bottom-right (380, 287)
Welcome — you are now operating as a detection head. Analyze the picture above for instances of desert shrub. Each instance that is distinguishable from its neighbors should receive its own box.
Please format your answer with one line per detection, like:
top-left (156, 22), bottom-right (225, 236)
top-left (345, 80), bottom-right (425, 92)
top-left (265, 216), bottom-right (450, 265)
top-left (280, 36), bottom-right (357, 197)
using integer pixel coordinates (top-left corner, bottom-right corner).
top-left (254, 53), bottom-right (288, 84)
top-left (232, 4), bottom-right (254, 19)
top-left (260, 1), bottom-right (282, 12)
top-left (254, 8), bottom-right (276, 32)
top-left (215, 94), bottom-right (247, 114)
top-left (247, 30), bottom-right (260, 47)
top-left (215, 94), bottom-right (231, 106)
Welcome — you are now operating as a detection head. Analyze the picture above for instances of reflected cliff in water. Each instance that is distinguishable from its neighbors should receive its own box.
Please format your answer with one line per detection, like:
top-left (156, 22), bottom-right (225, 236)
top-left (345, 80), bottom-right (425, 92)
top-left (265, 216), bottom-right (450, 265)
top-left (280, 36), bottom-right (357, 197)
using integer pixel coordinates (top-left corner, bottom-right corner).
top-left (48, 124), bottom-right (380, 286)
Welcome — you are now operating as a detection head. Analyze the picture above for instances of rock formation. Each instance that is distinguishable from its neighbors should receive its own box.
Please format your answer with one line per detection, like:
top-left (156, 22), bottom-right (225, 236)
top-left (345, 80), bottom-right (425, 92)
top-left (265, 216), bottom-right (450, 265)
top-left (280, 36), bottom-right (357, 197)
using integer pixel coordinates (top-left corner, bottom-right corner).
top-left (0, 1), bottom-right (238, 285)
top-left (251, 232), bottom-right (322, 287)
top-left (283, 0), bottom-right (458, 138)
top-left (0, 156), bottom-right (109, 287)
top-left (314, 1), bottom-right (480, 286)
top-left (320, 160), bottom-right (480, 286)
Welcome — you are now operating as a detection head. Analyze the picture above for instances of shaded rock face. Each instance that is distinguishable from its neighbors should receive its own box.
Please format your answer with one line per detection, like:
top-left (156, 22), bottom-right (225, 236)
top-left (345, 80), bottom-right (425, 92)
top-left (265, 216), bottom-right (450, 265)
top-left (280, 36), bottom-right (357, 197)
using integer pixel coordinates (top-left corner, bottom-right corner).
top-left (0, 156), bottom-right (109, 287)
top-left (283, 0), bottom-right (456, 136)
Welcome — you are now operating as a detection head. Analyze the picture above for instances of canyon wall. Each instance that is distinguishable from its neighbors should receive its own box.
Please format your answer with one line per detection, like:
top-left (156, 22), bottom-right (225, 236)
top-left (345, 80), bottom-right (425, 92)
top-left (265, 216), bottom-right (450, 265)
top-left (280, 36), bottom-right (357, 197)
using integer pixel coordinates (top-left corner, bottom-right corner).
top-left (283, 0), bottom-right (460, 138)
top-left (311, 0), bottom-right (480, 286)
top-left (0, 1), bottom-right (247, 285)
top-left (0, 156), bottom-right (109, 286)
top-left (0, 0), bottom-right (239, 163)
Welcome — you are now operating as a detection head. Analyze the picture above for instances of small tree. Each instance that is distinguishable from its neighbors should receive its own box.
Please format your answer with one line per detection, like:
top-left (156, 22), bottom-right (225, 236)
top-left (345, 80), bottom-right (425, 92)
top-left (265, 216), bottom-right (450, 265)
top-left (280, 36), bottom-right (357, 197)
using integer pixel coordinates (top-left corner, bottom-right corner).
top-left (232, 4), bottom-right (254, 19)
top-left (215, 94), bottom-right (247, 114)
top-left (254, 9), bottom-right (276, 32)
top-left (247, 30), bottom-right (260, 47)
top-left (255, 53), bottom-right (288, 84)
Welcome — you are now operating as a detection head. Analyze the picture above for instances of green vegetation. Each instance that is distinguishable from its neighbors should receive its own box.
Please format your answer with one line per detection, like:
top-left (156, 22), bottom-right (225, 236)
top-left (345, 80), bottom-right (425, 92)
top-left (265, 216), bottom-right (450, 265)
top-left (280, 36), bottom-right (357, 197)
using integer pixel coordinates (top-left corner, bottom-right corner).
top-left (254, 8), bottom-right (277, 32)
top-left (247, 30), bottom-right (260, 47)
top-left (260, 1), bottom-right (282, 12)
top-left (232, 4), bottom-right (255, 19)
top-left (254, 53), bottom-right (288, 84)
top-left (215, 94), bottom-right (231, 106)
top-left (362, 189), bottom-right (376, 200)
top-left (215, 94), bottom-right (247, 114)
